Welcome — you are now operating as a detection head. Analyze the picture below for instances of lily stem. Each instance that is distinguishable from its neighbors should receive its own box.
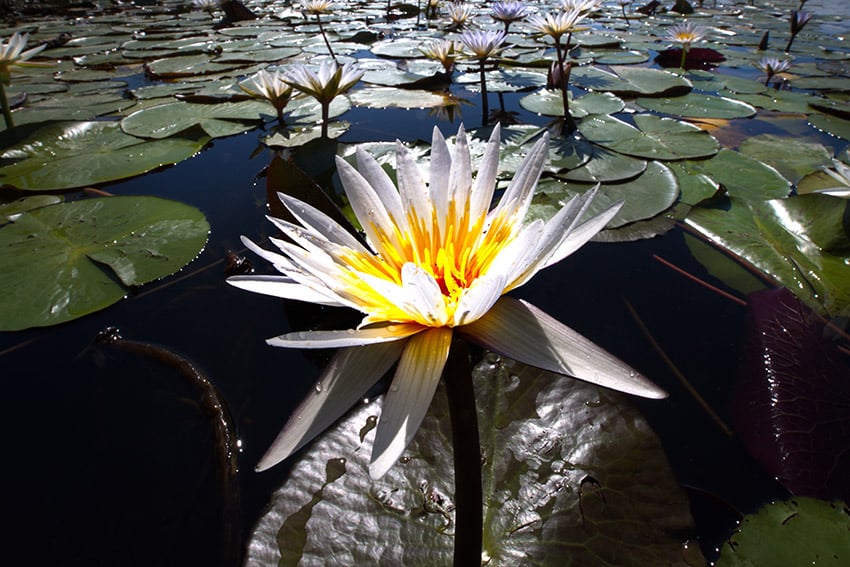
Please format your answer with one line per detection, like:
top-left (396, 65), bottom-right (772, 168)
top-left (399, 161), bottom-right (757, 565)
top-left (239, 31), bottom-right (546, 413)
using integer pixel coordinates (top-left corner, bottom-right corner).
top-left (316, 14), bottom-right (338, 63)
top-left (478, 60), bottom-right (489, 126)
top-left (0, 81), bottom-right (13, 129)
top-left (443, 339), bottom-right (482, 567)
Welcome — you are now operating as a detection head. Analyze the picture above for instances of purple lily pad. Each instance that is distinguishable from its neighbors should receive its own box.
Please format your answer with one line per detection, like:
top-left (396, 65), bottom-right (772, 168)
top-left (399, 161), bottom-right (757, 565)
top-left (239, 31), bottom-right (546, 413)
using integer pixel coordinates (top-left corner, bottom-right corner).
top-left (730, 287), bottom-right (850, 502)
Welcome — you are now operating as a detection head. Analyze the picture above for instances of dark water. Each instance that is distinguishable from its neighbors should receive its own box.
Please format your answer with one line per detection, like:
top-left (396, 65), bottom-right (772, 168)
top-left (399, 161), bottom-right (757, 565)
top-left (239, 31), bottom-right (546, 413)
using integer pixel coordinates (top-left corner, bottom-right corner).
top-left (2, 23), bottom-right (848, 567)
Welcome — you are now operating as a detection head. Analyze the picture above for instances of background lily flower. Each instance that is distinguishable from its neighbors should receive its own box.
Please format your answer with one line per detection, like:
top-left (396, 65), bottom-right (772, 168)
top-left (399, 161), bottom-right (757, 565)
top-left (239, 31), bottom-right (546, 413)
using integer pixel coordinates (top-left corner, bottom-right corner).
top-left (447, 2), bottom-right (474, 29)
top-left (229, 124), bottom-right (666, 479)
top-left (754, 56), bottom-right (790, 86)
top-left (239, 69), bottom-right (293, 121)
top-left (818, 159), bottom-right (850, 198)
top-left (420, 39), bottom-right (461, 74)
top-left (0, 32), bottom-right (48, 129)
top-left (786, 10), bottom-right (812, 52)
top-left (527, 9), bottom-right (586, 44)
top-left (665, 21), bottom-right (707, 68)
top-left (559, 0), bottom-right (602, 15)
top-left (491, 1), bottom-right (528, 34)
top-left (460, 29), bottom-right (507, 62)
top-left (284, 60), bottom-right (362, 136)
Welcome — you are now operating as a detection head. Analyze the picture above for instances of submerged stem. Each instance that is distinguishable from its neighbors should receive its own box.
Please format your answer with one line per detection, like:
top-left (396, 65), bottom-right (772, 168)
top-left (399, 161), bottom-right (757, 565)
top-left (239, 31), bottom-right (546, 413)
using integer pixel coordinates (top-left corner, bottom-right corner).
top-left (443, 339), bottom-right (482, 567)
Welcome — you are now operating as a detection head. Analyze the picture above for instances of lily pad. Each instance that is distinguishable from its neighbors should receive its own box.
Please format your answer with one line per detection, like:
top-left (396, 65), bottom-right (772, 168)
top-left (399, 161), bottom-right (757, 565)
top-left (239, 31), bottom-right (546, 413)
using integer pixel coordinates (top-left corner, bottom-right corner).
top-left (519, 89), bottom-right (624, 118)
top-left (721, 88), bottom-right (814, 114)
top-left (636, 93), bottom-right (757, 119)
top-left (578, 114), bottom-right (719, 160)
top-left (558, 146), bottom-right (648, 183)
top-left (717, 498), bottom-right (850, 567)
top-left (571, 65), bottom-right (692, 97)
top-left (809, 112), bottom-right (850, 141)
top-left (685, 194), bottom-right (850, 317)
top-left (682, 148), bottom-right (791, 200)
top-left (244, 356), bottom-right (701, 566)
top-left (121, 100), bottom-right (272, 139)
top-left (349, 87), bottom-right (450, 109)
top-left (738, 134), bottom-right (833, 184)
top-left (0, 121), bottom-right (210, 191)
top-left (0, 196), bottom-right (209, 331)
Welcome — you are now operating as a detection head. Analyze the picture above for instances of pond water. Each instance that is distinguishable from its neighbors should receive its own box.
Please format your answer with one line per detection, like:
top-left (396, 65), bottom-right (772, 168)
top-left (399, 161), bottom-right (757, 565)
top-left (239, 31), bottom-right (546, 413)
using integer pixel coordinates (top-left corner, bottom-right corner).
top-left (2, 0), bottom-right (849, 565)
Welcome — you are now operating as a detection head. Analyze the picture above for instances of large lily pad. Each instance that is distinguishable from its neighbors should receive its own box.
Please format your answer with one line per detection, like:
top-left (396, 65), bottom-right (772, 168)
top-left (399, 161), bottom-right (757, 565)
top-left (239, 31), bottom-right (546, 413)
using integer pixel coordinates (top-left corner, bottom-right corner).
top-left (571, 65), bottom-right (692, 96)
top-left (738, 134), bottom-right (834, 184)
top-left (0, 121), bottom-right (210, 191)
top-left (635, 93), bottom-right (757, 119)
top-left (519, 89), bottom-right (625, 118)
top-left (717, 498), bottom-right (850, 567)
top-left (578, 114), bottom-right (719, 160)
top-left (685, 194), bottom-right (850, 317)
top-left (682, 148), bottom-right (791, 200)
top-left (121, 99), bottom-right (272, 139)
top-left (0, 196), bottom-right (209, 331)
top-left (244, 356), bottom-right (701, 566)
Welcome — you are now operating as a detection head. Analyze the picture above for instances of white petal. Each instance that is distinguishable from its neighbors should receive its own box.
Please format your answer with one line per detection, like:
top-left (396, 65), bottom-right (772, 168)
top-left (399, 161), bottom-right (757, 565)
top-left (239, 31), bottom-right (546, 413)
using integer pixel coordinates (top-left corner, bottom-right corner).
top-left (469, 124), bottom-right (501, 223)
top-left (256, 340), bottom-right (406, 471)
top-left (226, 275), bottom-right (344, 306)
top-left (396, 141), bottom-right (432, 236)
top-left (268, 322), bottom-right (425, 349)
top-left (452, 272), bottom-right (507, 326)
top-left (369, 327), bottom-right (453, 479)
top-left (491, 131), bottom-right (549, 222)
top-left (355, 147), bottom-right (406, 231)
top-left (240, 235), bottom-right (297, 272)
top-left (277, 192), bottom-right (370, 254)
top-left (543, 198), bottom-right (623, 268)
top-left (448, 125), bottom-right (472, 210)
top-left (459, 297), bottom-right (667, 399)
top-left (401, 263), bottom-right (449, 325)
top-left (429, 127), bottom-right (451, 235)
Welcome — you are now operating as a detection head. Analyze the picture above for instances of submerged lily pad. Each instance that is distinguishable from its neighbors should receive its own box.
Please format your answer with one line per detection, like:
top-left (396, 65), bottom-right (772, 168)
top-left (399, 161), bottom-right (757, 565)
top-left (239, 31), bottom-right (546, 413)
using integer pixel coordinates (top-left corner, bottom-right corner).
top-left (0, 196), bottom-right (209, 331)
top-left (244, 356), bottom-right (700, 566)
top-left (0, 121), bottom-right (210, 191)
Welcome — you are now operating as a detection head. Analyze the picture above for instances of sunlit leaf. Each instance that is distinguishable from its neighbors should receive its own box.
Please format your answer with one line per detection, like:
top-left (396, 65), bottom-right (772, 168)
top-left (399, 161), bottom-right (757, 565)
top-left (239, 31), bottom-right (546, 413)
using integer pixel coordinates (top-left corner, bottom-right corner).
top-left (245, 356), bottom-right (702, 566)
top-left (571, 65), bottom-right (692, 96)
top-left (636, 93), bottom-right (756, 119)
top-left (682, 148), bottom-right (791, 200)
top-left (578, 114), bottom-right (718, 160)
top-left (738, 134), bottom-right (833, 184)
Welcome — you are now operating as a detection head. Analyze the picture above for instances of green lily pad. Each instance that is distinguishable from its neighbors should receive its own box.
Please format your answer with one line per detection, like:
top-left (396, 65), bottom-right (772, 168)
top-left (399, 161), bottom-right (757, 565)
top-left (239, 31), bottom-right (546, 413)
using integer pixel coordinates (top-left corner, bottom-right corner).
top-left (578, 114), bottom-right (719, 160)
top-left (682, 148), bottom-right (791, 200)
top-left (121, 99), bottom-right (272, 139)
top-left (350, 87), bottom-right (450, 109)
top-left (721, 88), bottom-right (815, 114)
top-left (0, 194), bottom-right (62, 224)
top-left (245, 356), bottom-right (701, 565)
top-left (0, 121), bottom-right (210, 191)
top-left (685, 194), bottom-right (850, 317)
top-left (519, 89), bottom-right (624, 118)
top-left (636, 93), bottom-right (757, 119)
top-left (717, 498), bottom-right (850, 567)
top-left (667, 161), bottom-right (720, 205)
top-left (809, 112), bottom-right (850, 141)
top-left (144, 54), bottom-right (246, 79)
top-left (738, 134), bottom-right (833, 184)
top-left (533, 161), bottom-right (679, 229)
top-left (558, 145), bottom-right (648, 183)
top-left (263, 121), bottom-right (350, 147)
top-left (0, 196), bottom-right (209, 331)
top-left (571, 65), bottom-right (692, 97)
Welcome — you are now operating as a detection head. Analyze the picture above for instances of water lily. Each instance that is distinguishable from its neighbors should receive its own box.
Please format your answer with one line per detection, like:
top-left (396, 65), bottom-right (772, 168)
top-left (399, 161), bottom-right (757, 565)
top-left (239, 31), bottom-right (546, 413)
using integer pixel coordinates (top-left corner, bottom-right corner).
top-left (754, 56), bottom-right (790, 87)
top-left (491, 1), bottom-right (528, 34)
top-left (302, 0), bottom-right (337, 62)
top-left (665, 21), bottom-right (707, 68)
top-left (420, 39), bottom-right (461, 75)
top-left (229, 124), bottom-right (666, 479)
top-left (0, 32), bottom-right (47, 128)
top-left (192, 0), bottom-right (219, 15)
top-left (559, 0), bottom-right (602, 15)
top-left (239, 69), bottom-right (293, 121)
top-left (284, 60), bottom-right (362, 137)
top-left (460, 29), bottom-right (507, 123)
top-left (786, 10), bottom-right (812, 52)
top-left (447, 2), bottom-right (474, 29)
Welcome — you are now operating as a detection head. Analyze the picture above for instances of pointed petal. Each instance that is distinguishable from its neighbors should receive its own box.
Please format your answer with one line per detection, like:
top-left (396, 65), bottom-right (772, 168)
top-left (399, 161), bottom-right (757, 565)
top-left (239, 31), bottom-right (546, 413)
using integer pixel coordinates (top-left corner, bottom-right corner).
top-left (396, 141), bottom-right (431, 236)
top-left (429, 126), bottom-right (451, 235)
top-left (355, 147), bottom-right (406, 231)
top-left (469, 124), bottom-right (501, 223)
top-left (369, 327), bottom-right (453, 479)
top-left (256, 340), bottom-right (406, 471)
top-left (543, 198), bottom-right (623, 268)
top-left (452, 271), bottom-right (507, 326)
top-left (448, 125), bottom-right (472, 209)
top-left (226, 275), bottom-right (345, 306)
top-left (268, 322), bottom-right (425, 349)
top-left (335, 155), bottom-right (400, 257)
top-left (459, 297), bottom-right (667, 399)
top-left (491, 132), bottom-right (549, 222)
top-left (277, 192), bottom-right (370, 254)
top-left (240, 235), bottom-right (297, 272)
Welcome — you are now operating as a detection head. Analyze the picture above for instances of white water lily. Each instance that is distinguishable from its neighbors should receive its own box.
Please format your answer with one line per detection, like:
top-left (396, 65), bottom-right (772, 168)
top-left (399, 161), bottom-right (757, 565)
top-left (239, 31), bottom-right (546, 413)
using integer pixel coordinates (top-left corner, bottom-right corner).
top-left (0, 32), bottom-right (46, 85)
top-left (230, 124), bottom-right (666, 479)
top-left (818, 159), bottom-right (850, 198)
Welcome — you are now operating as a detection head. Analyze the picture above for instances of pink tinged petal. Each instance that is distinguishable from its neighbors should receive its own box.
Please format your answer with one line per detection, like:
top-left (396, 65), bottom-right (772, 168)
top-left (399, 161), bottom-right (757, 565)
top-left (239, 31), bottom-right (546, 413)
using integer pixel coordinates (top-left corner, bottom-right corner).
top-left (335, 155), bottom-right (401, 256)
top-left (429, 126), bottom-right (452, 235)
top-left (226, 274), bottom-right (344, 306)
top-left (459, 297), bottom-right (668, 399)
top-left (256, 340), bottom-right (406, 471)
top-left (543, 198), bottom-right (624, 268)
top-left (268, 322), bottom-right (425, 349)
top-left (469, 123), bottom-right (501, 223)
top-left (369, 327), bottom-right (454, 479)
top-left (491, 132), bottom-right (549, 223)
top-left (277, 192), bottom-right (370, 255)
top-left (448, 125), bottom-right (473, 210)
top-left (452, 272), bottom-right (507, 326)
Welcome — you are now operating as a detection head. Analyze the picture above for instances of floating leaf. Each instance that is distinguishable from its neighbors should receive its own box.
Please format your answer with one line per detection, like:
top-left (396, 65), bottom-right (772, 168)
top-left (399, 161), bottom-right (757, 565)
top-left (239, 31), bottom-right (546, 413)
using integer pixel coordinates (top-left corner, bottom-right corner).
top-left (519, 89), bottom-right (624, 118)
top-left (738, 134), bottom-right (833, 184)
top-left (571, 65), bottom-right (692, 96)
top-left (121, 100), bottom-right (272, 139)
top-left (0, 121), bottom-right (210, 191)
top-left (717, 498), bottom-right (850, 567)
top-left (720, 88), bottom-right (814, 114)
top-left (0, 196), bottom-right (209, 331)
top-left (578, 114), bottom-right (718, 160)
top-left (558, 146), bottom-right (647, 183)
top-left (636, 93), bottom-right (756, 119)
top-left (244, 357), bottom-right (701, 566)
top-left (685, 194), bottom-right (850, 317)
top-left (809, 112), bottom-right (850, 141)
top-left (667, 161), bottom-right (720, 205)
top-left (682, 148), bottom-right (791, 200)
top-left (349, 87), bottom-right (450, 109)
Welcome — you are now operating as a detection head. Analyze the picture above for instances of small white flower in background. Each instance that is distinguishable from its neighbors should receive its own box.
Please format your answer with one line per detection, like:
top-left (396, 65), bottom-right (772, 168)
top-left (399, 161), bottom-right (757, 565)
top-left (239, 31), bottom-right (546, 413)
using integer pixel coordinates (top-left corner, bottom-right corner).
top-left (527, 9), bottom-right (587, 42)
top-left (665, 21), bottom-right (707, 49)
top-left (447, 2), bottom-right (475, 27)
top-left (302, 0), bottom-right (333, 15)
top-left (559, 0), bottom-right (602, 15)
top-left (491, 1), bottom-right (528, 28)
top-left (460, 29), bottom-right (507, 61)
top-left (819, 159), bottom-right (850, 199)
top-left (754, 56), bottom-right (791, 86)
top-left (229, 124), bottom-right (666, 479)
top-left (283, 60), bottom-right (363, 105)
top-left (0, 32), bottom-right (47, 85)
top-left (420, 39), bottom-right (461, 73)
top-left (239, 69), bottom-right (293, 119)
top-left (192, 0), bottom-right (219, 12)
